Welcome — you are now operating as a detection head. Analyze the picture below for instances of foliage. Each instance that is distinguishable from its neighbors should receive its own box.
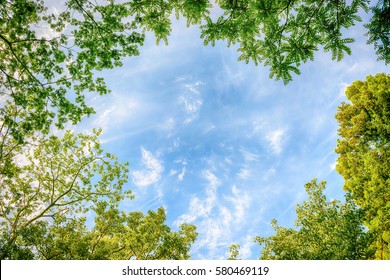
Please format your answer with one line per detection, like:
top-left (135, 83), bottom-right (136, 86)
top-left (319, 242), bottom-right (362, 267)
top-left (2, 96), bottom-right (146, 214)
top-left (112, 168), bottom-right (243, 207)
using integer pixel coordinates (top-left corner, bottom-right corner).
top-left (335, 73), bottom-right (390, 259)
top-left (5, 206), bottom-right (197, 260)
top-left (227, 243), bottom-right (241, 260)
top-left (87, 205), bottom-right (197, 260)
top-left (0, 129), bottom-right (131, 259)
top-left (0, 130), bottom-right (197, 259)
top-left (0, 0), bottom-right (388, 260)
top-left (255, 179), bottom-right (372, 260)
top-left (200, 0), bottom-right (372, 84)
top-left (365, 0), bottom-right (390, 64)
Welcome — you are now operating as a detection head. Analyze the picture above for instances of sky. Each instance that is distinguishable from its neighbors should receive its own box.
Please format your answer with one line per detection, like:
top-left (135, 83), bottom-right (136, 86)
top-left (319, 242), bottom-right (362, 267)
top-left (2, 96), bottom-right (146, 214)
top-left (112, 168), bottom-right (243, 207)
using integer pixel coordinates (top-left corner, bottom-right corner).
top-left (72, 7), bottom-right (389, 260)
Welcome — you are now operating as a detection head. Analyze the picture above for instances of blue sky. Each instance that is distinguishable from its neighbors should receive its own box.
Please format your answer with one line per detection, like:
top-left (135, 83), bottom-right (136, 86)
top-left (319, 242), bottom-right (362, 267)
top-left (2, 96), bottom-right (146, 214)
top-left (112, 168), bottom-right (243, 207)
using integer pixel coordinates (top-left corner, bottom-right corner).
top-left (72, 8), bottom-right (389, 259)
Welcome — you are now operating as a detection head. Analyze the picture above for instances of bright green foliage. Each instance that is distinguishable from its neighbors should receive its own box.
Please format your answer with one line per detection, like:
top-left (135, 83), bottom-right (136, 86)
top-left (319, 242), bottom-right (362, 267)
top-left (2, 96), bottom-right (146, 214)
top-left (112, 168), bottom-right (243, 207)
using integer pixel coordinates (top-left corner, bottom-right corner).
top-left (227, 243), bottom-right (241, 260)
top-left (88, 205), bottom-right (197, 260)
top-left (335, 73), bottom-right (390, 259)
top-left (365, 0), bottom-right (390, 64)
top-left (0, 129), bottom-right (132, 259)
top-left (255, 179), bottom-right (371, 260)
top-left (9, 205), bottom-right (197, 260)
top-left (0, 129), bottom-right (197, 259)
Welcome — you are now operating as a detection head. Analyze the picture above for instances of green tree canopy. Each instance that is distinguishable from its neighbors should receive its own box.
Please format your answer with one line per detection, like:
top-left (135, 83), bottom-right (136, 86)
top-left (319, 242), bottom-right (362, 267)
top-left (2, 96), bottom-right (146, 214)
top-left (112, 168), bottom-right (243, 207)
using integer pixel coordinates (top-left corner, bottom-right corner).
top-left (0, 129), bottom-right (130, 258)
top-left (0, 129), bottom-right (197, 259)
top-left (4, 205), bottom-right (197, 260)
top-left (335, 73), bottom-right (390, 259)
top-left (255, 179), bottom-right (372, 260)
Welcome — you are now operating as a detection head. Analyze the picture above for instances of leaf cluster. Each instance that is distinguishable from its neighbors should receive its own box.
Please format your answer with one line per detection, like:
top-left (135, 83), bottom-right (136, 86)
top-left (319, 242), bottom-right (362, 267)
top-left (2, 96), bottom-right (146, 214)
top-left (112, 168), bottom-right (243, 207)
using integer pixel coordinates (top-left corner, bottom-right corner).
top-left (365, 0), bottom-right (390, 64)
top-left (335, 73), bottom-right (390, 259)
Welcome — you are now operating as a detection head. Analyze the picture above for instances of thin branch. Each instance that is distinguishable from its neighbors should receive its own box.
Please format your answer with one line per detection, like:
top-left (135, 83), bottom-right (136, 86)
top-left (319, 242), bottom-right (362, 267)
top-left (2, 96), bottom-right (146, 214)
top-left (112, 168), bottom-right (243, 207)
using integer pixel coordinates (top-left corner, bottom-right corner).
top-left (0, 34), bottom-right (45, 88)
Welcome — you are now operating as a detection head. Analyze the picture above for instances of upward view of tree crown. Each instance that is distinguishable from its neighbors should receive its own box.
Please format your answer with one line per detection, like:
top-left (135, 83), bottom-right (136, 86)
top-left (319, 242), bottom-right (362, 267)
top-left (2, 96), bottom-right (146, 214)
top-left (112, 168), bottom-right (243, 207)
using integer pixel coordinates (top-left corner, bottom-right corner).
top-left (255, 179), bottom-right (372, 260)
top-left (335, 73), bottom-right (390, 259)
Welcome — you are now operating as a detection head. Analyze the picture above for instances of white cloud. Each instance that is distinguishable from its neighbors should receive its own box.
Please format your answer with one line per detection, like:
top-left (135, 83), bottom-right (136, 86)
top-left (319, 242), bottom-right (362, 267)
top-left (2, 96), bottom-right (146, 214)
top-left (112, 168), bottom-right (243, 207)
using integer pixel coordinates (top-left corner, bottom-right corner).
top-left (174, 171), bottom-right (227, 258)
top-left (262, 168), bottom-right (276, 181)
top-left (178, 166), bottom-right (186, 181)
top-left (240, 149), bottom-right (260, 162)
top-left (239, 235), bottom-right (256, 260)
top-left (178, 81), bottom-right (204, 124)
top-left (237, 168), bottom-right (251, 180)
top-left (92, 94), bottom-right (139, 131)
top-left (266, 129), bottom-right (285, 155)
top-left (339, 82), bottom-right (350, 97)
top-left (220, 206), bottom-right (233, 226)
top-left (169, 169), bottom-right (178, 176)
top-left (175, 171), bottom-right (220, 224)
top-left (175, 173), bottom-right (254, 259)
top-left (132, 148), bottom-right (164, 187)
top-left (225, 185), bottom-right (251, 221)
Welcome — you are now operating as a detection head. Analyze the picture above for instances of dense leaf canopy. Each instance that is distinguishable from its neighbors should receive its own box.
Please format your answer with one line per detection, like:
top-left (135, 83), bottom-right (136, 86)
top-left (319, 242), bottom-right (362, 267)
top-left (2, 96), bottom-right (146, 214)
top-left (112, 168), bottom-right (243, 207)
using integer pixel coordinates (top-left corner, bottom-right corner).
top-left (335, 73), bottom-right (390, 259)
top-left (0, 129), bottom-right (129, 258)
top-left (255, 179), bottom-right (372, 260)
top-left (0, 130), bottom-right (197, 259)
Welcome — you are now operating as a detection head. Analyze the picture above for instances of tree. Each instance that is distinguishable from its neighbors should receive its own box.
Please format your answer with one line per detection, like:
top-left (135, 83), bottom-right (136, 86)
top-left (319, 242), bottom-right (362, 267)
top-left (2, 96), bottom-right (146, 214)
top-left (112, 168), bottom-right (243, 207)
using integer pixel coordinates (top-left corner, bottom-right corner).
top-left (0, 130), bottom-right (197, 259)
top-left (0, 129), bottom-right (130, 258)
top-left (335, 73), bottom-right (390, 259)
top-left (0, 0), bottom-right (210, 144)
top-left (87, 205), bottom-right (197, 260)
top-left (11, 205), bottom-right (197, 260)
top-left (255, 179), bottom-right (372, 260)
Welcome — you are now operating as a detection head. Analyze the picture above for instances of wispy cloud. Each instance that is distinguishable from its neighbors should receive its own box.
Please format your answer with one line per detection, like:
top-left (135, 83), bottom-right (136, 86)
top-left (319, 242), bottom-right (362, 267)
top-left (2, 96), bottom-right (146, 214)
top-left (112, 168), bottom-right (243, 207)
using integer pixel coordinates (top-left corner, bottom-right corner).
top-left (266, 129), bottom-right (285, 155)
top-left (178, 166), bottom-right (186, 181)
top-left (237, 168), bottom-right (251, 180)
top-left (178, 81), bottom-right (204, 124)
top-left (239, 235), bottom-right (256, 260)
top-left (175, 170), bottom-right (220, 224)
top-left (175, 170), bottom-right (254, 259)
top-left (225, 185), bottom-right (251, 221)
top-left (262, 168), bottom-right (276, 181)
top-left (132, 147), bottom-right (164, 187)
top-left (240, 148), bottom-right (260, 162)
top-left (91, 93), bottom-right (139, 132)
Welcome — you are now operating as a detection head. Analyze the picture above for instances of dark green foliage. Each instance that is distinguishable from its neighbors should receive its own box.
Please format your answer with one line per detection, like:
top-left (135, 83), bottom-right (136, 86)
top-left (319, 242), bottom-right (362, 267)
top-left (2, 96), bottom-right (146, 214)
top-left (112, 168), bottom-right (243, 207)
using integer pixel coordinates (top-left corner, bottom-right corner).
top-left (365, 0), bottom-right (390, 64)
